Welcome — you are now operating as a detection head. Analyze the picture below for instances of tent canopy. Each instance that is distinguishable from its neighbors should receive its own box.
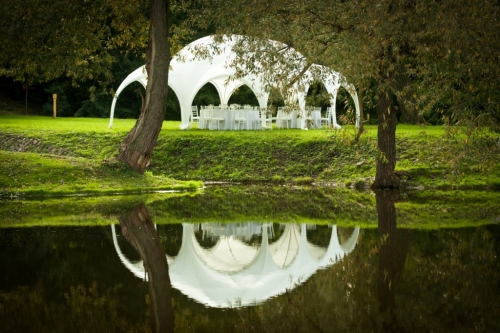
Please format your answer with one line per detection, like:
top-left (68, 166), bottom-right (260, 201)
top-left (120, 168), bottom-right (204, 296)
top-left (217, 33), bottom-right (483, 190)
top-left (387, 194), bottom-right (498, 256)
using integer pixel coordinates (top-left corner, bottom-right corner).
top-left (109, 35), bottom-right (360, 129)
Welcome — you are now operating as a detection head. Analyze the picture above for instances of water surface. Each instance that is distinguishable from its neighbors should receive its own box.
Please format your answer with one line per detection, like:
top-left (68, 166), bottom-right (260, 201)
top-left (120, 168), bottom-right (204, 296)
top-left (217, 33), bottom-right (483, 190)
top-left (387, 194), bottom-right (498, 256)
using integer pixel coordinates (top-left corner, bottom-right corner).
top-left (1, 186), bottom-right (499, 332)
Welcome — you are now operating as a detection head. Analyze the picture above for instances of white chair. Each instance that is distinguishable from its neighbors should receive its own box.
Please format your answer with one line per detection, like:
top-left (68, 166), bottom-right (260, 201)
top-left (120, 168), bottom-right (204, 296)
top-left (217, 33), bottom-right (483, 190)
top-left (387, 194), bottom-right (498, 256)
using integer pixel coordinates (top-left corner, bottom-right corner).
top-left (190, 106), bottom-right (199, 127)
top-left (234, 110), bottom-right (248, 130)
top-left (303, 107), bottom-right (316, 129)
top-left (259, 109), bottom-right (273, 130)
top-left (210, 109), bottom-right (225, 130)
top-left (277, 108), bottom-right (292, 129)
top-left (200, 108), bottom-right (212, 129)
top-left (320, 107), bottom-right (332, 128)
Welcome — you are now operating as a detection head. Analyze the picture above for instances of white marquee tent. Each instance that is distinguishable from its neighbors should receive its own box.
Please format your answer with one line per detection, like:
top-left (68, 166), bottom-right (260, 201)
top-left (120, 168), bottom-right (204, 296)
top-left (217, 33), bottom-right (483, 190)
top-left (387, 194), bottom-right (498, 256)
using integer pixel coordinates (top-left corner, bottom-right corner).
top-left (111, 223), bottom-right (360, 308)
top-left (109, 35), bottom-right (360, 130)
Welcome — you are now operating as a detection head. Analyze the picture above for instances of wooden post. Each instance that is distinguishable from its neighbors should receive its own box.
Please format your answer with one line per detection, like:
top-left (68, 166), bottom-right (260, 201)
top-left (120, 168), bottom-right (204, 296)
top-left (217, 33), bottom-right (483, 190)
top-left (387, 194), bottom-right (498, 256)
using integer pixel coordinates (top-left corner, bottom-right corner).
top-left (52, 93), bottom-right (57, 118)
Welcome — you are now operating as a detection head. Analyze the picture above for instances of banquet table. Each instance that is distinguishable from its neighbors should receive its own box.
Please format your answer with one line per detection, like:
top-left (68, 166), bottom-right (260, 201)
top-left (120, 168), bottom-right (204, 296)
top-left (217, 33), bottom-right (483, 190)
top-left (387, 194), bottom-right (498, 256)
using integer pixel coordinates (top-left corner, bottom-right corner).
top-left (276, 110), bottom-right (322, 129)
top-left (199, 109), bottom-right (261, 130)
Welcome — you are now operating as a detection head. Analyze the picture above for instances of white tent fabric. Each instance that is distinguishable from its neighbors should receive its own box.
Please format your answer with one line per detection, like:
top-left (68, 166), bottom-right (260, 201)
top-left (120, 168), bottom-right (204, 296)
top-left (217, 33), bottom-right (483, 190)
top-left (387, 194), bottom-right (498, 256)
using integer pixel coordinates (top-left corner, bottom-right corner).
top-left (112, 223), bottom-right (360, 308)
top-left (109, 35), bottom-right (360, 130)
top-left (210, 77), bottom-right (244, 106)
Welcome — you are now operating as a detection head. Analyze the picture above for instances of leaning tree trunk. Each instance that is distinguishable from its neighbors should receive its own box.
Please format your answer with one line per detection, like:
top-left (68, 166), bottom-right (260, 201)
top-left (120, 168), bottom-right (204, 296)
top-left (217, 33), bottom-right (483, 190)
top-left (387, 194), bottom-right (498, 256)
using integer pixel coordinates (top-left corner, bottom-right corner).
top-left (374, 88), bottom-right (400, 189)
top-left (117, 0), bottom-right (170, 173)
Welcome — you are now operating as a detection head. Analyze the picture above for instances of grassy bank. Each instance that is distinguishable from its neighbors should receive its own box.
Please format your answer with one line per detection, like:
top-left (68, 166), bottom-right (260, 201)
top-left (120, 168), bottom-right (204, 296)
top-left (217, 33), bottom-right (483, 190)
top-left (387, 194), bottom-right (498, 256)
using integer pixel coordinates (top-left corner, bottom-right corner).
top-left (0, 150), bottom-right (202, 197)
top-left (1, 114), bottom-right (499, 196)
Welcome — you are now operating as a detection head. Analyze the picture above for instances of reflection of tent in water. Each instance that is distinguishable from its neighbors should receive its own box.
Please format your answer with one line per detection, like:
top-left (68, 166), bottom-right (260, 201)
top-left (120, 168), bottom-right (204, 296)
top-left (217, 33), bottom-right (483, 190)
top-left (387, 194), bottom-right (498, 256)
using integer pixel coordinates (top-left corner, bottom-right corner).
top-left (112, 223), bottom-right (359, 308)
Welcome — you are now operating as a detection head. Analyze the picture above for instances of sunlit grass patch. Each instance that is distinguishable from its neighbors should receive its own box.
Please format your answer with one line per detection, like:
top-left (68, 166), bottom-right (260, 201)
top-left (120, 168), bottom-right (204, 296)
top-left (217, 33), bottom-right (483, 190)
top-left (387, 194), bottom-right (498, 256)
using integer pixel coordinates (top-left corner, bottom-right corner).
top-left (0, 151), bottom-right (202, 197)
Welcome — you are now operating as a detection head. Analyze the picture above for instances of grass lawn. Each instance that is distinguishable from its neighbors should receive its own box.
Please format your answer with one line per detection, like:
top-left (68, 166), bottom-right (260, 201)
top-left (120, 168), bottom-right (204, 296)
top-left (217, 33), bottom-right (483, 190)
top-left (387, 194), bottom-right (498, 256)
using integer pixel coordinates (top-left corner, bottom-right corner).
top-left (0, 114), bottom-right (444, 136)
top-left (1, 114), bottom-right (499, 196)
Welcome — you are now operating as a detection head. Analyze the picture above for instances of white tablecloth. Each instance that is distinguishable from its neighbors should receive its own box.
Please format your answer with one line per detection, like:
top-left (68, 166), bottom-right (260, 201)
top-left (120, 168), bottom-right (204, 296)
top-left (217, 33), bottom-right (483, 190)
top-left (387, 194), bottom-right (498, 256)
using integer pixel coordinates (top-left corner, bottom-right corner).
top-left (199, 109), bottom-right (260, 130)
top-left (276, 110), bottom-right (321, 129)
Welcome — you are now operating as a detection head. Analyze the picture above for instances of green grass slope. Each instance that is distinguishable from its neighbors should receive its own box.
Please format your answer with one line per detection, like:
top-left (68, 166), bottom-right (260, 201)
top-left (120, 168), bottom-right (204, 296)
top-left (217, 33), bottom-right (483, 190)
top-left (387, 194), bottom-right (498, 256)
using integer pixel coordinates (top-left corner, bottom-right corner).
top-left (1, 115), bottom-right (499, 195)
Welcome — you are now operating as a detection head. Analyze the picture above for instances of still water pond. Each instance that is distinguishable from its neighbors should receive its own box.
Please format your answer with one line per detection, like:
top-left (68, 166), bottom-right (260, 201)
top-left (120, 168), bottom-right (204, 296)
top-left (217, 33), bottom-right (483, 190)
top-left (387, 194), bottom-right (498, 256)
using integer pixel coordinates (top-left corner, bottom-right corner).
top-left (1, 186), bottom-right (499, 332)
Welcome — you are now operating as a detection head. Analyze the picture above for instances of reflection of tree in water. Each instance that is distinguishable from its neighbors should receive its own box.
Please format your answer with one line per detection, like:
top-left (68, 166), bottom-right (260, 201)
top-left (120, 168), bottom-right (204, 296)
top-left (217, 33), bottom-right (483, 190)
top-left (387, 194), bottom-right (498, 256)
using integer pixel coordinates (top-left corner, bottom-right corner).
top-left (115, 224), bottom-right (184, 260)
top-left (219, 193), bottom-right (500, 333)
top-left (119, 204), bottom-right (174, 333)
top-left (156, 224), bottom-right (183, 256)
top-left (0, 226), bottom-right (152, 332)
top-left (306, 224), bottom-right (332, 247)
top-left (305, 225), bottom-right (358, 248)
top-left (241, 234), bottom-right (263, 246)
top-left (194, 226), bottom-right (219, 249)
top-left (110, 228), bottom-right (143, 262)
top-left (376, 189), bottom-right (411, 332)
top-left (337, 227), bottom-right (357, 244)
top-left (270, 223), bottom-right (284, 243)
top-left (0, 282), bottom-right (152, 333)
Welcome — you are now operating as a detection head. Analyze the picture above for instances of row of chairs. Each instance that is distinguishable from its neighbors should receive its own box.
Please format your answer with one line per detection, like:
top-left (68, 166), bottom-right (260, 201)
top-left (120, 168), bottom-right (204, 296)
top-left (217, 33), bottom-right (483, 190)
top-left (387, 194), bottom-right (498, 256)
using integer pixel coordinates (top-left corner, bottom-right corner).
top-left (190, 106), bottom-right (333, 129)
top-left (199, 109), bottom-right (225, 130)
top-left (276, 107), bottom-right (333, 129)
top-left (191, 106), bottom-right (273, 130)
top-left (202, 104), bottom-right (257, 110)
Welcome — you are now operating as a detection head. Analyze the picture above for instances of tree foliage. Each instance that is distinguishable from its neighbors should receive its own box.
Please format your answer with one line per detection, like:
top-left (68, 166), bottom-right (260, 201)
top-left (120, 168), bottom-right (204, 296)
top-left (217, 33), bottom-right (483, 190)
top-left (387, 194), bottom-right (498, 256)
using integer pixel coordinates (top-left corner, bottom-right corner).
top-left (0, 0), bottom-right (149, 90)
top-left (189, 0), bottom-right (499, 124)
top-left (185, 0), bottom-right (500, 187)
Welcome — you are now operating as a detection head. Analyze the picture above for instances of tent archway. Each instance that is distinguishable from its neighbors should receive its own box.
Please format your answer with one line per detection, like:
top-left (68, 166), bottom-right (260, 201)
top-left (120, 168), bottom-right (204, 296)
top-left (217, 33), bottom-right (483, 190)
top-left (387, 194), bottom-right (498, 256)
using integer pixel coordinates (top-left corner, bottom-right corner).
top-left (109, 35), bottom-right (359, 130)
top-left (209, 78), bottom-right (243, 106)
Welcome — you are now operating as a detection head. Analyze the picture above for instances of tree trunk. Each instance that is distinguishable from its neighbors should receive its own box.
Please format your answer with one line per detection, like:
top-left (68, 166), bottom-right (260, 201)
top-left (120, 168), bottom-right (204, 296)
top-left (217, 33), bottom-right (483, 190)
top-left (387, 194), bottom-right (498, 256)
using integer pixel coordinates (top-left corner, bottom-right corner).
top-left (374, 88), bottom-right (400, 189)
top-left (119, 204), bottom-right (174, 333)
top-left (354, 87), bottom-right (365, 142)
top-left (117, 0), bottom-right (170, 173)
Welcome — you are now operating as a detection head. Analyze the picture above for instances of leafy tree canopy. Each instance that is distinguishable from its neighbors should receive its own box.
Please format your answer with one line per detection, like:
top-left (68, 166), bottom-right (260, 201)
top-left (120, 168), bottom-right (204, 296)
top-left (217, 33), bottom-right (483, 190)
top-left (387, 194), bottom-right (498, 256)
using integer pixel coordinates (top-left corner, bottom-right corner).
top-left (187, 0), bottom-right (500, 129)
top-left (0, 0), bottom-right (149, 92)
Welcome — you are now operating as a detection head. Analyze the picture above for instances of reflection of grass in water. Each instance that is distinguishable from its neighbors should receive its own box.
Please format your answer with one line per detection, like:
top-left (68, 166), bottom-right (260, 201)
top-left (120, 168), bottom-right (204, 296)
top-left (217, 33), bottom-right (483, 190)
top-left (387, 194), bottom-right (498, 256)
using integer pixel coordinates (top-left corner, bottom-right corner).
top-left (1, 185), bottom-right (498, 229)
top-left (0, 192), bottom-right (192, 228)
top-left (150, 185), bottom-right (378, 226)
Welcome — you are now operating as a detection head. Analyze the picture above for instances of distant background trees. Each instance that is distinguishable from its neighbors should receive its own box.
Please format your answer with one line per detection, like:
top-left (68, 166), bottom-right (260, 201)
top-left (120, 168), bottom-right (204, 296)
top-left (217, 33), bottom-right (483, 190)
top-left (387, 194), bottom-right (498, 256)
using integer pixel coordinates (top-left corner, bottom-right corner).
top-left (0, 0), bottom-right (363, 122)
